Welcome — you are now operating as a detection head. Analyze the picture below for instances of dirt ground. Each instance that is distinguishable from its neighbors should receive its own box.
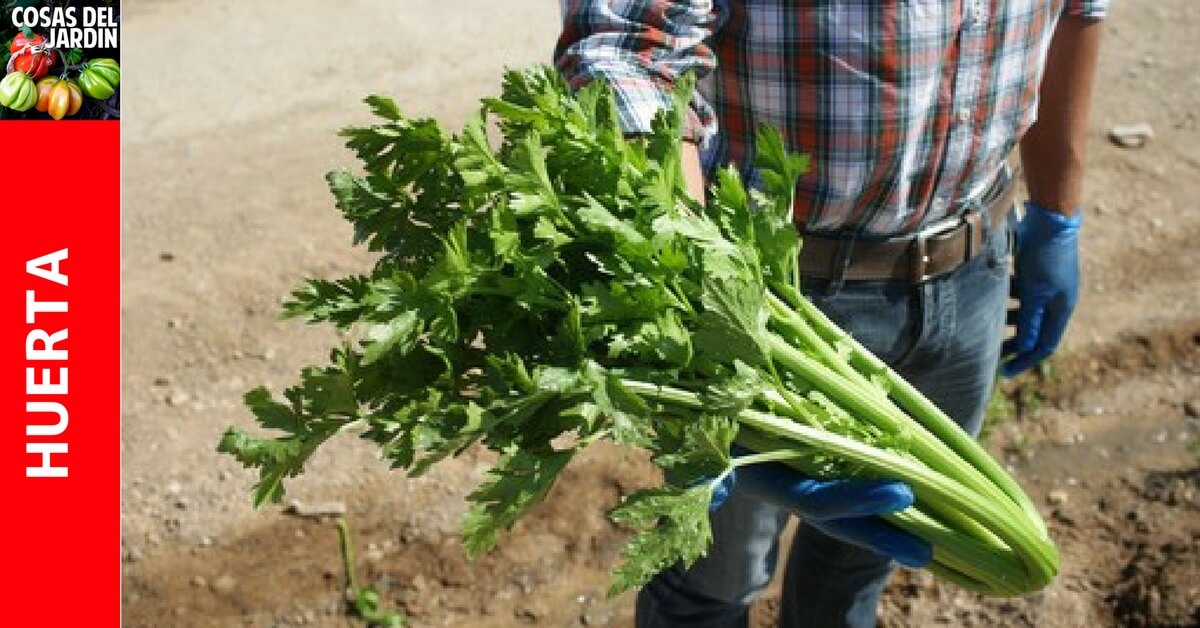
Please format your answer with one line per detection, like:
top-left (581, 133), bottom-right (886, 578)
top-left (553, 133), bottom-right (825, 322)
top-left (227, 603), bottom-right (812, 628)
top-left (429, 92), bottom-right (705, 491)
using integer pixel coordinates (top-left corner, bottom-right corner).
top-left (120, 1), bottom-right (1200, 626)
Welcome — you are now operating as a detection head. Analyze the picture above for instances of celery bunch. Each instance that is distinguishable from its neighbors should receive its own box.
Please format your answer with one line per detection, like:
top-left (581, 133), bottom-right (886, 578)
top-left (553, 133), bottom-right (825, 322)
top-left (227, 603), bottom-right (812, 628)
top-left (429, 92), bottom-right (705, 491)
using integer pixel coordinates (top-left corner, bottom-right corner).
top-left (219, 67), bottom-right (1057, 596)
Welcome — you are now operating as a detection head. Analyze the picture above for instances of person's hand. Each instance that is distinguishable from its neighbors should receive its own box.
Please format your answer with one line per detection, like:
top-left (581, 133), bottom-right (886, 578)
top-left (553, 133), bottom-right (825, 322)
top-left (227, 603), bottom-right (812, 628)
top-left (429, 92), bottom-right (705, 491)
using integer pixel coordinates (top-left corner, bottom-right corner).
top-left (1002, 201), bottom-right (1082, 377)
top-left (711, 460), bottom-right (931, 568)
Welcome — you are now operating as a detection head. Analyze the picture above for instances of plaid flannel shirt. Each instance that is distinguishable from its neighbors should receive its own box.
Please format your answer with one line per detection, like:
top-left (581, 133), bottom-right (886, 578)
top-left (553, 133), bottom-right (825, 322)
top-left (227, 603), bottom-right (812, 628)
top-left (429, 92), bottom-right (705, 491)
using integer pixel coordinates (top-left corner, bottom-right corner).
top-left (556, 0), bottom-right (1109, 236)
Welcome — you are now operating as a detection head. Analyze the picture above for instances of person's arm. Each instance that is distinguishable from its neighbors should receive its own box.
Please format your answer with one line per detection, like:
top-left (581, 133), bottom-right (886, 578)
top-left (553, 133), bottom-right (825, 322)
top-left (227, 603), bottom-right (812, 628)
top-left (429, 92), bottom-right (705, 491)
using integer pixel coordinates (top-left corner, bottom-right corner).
top-left (555, 0), bottom-right (720, 146)
top-left (681, 139), bottom-right (706, 201)
top-left (556, 1), bottom-right (718, 201)
top-left (1004, 5), bottom-right (1106, 377)
top-left (1018, 14), bottom-right (1104, 214)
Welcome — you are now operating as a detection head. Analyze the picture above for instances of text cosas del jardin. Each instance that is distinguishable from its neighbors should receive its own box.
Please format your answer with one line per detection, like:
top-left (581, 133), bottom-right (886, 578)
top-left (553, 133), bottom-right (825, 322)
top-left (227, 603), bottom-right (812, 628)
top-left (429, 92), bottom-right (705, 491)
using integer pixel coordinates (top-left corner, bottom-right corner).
top-left (10, 6), bottom-right (117, 49)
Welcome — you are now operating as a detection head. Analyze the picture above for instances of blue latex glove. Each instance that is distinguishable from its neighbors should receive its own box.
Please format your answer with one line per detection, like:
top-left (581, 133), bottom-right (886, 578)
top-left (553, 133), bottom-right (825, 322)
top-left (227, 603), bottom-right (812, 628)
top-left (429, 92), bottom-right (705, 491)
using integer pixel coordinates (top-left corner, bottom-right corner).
top-left (711, 461), bottom-right (932, 568)
top-left (1001, 201), bottom-right (1082, 377)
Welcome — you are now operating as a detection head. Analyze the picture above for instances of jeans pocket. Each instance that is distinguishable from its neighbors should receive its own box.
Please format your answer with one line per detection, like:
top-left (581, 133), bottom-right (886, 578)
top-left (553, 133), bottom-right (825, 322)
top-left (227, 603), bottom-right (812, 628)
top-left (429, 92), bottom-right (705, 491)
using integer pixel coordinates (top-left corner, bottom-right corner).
top-left (801, 280), bottom-right (922, 366)
top-left (983, 209), bottom-right (1015, 279)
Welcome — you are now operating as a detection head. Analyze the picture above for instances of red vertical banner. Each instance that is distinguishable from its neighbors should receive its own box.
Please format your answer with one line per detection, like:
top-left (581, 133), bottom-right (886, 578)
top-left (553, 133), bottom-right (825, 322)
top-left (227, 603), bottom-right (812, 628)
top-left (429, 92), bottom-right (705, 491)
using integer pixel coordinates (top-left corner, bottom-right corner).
top-left (2, 1), bottom-right (122, 622)
top-left (0, 121), bottom-right (120, 624)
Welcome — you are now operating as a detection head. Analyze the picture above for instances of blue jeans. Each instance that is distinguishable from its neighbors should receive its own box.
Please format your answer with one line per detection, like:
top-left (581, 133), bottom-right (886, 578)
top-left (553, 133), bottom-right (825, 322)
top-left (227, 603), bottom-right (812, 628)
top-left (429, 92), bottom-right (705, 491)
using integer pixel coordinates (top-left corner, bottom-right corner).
top-left (636, 213), bottom-right (1012, 628)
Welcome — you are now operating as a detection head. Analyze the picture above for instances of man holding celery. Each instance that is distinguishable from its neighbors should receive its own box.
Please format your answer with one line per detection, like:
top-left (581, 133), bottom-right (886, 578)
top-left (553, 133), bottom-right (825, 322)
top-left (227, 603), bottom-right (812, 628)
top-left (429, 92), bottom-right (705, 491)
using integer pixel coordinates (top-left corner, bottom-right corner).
top-left (555, 1), bottom-right (1105, 625)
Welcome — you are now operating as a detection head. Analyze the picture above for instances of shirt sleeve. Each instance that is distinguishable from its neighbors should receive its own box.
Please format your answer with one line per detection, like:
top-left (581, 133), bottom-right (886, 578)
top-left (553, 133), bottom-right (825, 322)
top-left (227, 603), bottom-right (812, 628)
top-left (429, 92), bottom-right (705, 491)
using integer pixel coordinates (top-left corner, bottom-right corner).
top-left (554, 0), bottom-right (720, 143)
top-left (1062, 0), bottom-right (1109, 19)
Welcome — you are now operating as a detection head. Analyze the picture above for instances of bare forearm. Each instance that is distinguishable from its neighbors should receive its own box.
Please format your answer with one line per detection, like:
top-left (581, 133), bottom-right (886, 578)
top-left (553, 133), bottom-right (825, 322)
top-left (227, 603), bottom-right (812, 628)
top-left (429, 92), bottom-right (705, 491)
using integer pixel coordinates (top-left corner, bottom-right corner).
top-left (682, 140), bottom-right (706, 202)
top-left (1019, 15), bottom-right (1103, 216)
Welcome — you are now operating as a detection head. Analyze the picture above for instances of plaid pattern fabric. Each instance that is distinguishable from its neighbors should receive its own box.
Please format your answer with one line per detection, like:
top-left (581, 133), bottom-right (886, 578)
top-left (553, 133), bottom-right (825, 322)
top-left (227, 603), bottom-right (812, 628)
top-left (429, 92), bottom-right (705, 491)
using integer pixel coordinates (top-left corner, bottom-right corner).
top-left (555, 0), bottom-right (1109, 236)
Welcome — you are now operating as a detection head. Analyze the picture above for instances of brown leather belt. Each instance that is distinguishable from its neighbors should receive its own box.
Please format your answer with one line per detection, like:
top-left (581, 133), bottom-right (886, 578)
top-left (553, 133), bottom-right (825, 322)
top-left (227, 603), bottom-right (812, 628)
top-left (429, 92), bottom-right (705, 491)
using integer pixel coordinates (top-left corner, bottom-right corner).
top-left (798, 181), bottom-right (1015, 284)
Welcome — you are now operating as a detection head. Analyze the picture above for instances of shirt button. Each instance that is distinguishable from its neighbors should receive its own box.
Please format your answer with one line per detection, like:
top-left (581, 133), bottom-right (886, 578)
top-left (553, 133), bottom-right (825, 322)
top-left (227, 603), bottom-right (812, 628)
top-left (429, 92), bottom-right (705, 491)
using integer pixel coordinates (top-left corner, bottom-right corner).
top-left (931, 197), bottom-right (949, 213)
top-left (967, 1), bottom-right (987, 26)
top-left (956, 108), bottom-right (972, 124)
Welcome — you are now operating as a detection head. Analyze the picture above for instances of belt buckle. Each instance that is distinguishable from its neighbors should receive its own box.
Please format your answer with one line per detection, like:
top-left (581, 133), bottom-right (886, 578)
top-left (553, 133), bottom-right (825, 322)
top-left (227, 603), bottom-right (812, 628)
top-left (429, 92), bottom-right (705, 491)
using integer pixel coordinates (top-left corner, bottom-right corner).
top-left (908, 216), bottom-right (959, 283)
